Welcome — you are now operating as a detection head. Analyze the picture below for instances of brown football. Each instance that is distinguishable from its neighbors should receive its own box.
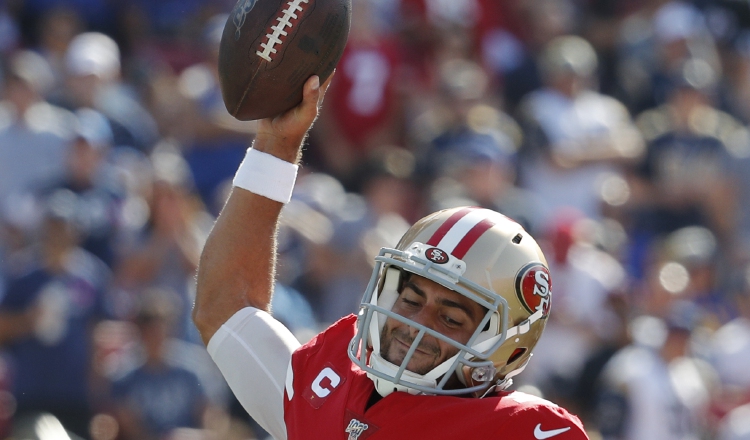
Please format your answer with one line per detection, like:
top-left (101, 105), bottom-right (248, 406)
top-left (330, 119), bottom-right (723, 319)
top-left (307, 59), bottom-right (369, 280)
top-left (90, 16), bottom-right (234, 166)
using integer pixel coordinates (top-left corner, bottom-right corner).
top-left (218, 0), bottom-right (351, 121)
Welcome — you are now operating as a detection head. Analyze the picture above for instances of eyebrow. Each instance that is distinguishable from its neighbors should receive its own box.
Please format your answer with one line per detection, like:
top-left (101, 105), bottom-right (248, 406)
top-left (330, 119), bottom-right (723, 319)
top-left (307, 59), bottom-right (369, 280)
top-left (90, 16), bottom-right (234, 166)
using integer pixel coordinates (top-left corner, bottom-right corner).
top-left (403, 281), bottom-right (478, 322)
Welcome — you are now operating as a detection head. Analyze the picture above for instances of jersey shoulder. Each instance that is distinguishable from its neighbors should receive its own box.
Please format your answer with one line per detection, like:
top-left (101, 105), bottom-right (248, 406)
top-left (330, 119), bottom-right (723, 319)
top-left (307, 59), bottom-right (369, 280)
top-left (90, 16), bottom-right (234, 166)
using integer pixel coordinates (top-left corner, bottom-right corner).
top-left (499, 391), bottom-right (559, 407)
top-left (498, 390), bottom-right (581, 420)
top-left (289, 314), bottom-right (360, 391)
top-left (293, 313), bottom-right (357, 358)
top-left (492, 391), bottom-right (590, 439)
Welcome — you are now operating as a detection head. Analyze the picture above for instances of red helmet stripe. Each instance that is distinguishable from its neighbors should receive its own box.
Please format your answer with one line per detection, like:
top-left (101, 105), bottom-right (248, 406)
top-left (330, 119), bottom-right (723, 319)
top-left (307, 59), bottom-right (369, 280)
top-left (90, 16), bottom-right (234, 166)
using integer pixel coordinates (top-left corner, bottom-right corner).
top-left (426, 207), bottom-right (476, 246)
top-left (451, 218), bottom-right (495, 259)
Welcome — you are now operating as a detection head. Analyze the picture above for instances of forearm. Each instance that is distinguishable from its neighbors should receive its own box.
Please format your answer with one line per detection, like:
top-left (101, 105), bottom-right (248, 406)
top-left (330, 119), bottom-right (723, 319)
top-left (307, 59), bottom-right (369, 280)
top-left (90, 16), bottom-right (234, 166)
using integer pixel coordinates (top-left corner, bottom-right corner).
top-left (193, 187), bottom-right (283, 345)
top-left (193, 121), bottom-right (310, 345)
top-left (192, 74), bottom-right (331, 345)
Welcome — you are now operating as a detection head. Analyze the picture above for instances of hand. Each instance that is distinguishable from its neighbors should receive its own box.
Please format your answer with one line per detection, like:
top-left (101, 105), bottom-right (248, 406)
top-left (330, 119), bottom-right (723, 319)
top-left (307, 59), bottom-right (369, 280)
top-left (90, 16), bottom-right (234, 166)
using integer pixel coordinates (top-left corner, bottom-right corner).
top-left (253, 73), bottom-right (335, 164)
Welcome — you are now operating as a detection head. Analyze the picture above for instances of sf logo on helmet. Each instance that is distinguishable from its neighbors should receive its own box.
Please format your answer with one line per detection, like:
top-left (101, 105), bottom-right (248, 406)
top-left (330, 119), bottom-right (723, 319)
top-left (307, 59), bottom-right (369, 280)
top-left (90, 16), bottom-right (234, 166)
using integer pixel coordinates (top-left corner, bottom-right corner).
top-left (425, 247), bottom-right (449, 264)
top-left (515, 263), bottom-right (552, 316)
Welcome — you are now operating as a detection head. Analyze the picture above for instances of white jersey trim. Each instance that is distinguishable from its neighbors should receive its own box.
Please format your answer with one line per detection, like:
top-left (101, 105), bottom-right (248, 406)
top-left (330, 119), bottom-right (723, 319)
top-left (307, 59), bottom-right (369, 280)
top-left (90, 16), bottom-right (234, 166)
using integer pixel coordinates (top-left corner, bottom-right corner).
top-left (208, 307), bottom-right (301, 440)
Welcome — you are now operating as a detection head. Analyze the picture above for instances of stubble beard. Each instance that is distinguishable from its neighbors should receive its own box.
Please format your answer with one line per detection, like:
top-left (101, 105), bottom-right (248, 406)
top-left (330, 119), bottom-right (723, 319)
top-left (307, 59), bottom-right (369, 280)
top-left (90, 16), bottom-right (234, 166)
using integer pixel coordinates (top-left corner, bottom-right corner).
top-left (379, 323), bottom-right (440, 375)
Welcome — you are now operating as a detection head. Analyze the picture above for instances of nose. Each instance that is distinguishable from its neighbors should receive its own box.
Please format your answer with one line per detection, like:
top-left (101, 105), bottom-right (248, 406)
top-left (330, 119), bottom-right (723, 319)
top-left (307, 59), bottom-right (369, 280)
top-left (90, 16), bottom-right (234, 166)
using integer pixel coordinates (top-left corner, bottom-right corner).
top-left (402, 308), bottom-right (443, 357)
top-left (407, 304), bottom-right (440, 336)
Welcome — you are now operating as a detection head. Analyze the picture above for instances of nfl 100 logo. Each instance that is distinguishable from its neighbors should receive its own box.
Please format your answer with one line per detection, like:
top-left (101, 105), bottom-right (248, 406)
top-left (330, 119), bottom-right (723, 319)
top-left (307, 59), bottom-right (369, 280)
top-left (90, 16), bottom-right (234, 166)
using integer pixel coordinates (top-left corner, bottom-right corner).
top-left (345, 419), bottom-right (369, 440)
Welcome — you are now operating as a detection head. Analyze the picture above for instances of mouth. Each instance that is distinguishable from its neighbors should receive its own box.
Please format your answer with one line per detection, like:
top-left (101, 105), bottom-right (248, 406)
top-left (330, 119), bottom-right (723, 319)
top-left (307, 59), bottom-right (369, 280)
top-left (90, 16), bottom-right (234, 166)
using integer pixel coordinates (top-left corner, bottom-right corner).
top-left (394, 336), bottom-right (435, 357)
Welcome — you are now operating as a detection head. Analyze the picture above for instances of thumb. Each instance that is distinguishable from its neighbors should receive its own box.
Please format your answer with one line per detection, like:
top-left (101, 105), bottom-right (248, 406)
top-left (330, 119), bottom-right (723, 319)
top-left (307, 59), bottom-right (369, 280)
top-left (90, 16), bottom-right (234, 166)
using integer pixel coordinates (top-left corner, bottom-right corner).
top-left (317, 69), bottom-right (336, 108)
top-left (297, 75), bottom-right (322, 124)
top-left (298, 71), bottom-right (336, 123)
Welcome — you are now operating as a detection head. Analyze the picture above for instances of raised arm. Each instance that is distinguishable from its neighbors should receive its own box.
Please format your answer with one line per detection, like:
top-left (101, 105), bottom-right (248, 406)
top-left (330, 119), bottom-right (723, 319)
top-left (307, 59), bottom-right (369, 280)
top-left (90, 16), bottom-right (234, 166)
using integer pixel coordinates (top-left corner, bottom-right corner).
top-left (192, 75), bottom-right (332, 345)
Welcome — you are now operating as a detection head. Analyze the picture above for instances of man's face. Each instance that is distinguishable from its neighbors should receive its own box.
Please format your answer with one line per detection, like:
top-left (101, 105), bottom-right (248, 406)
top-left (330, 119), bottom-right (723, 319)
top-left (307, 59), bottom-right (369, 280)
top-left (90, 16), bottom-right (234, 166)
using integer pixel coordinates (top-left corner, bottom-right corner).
top-left (380, 275), bottom-right (485, 375)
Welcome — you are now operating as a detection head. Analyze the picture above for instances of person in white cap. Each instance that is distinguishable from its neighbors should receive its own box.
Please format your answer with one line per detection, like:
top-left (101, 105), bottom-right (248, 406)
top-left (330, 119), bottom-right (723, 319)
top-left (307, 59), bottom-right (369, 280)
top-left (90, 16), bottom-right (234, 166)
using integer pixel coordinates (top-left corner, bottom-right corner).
top-left (59, 32), bottom-right (158, 152)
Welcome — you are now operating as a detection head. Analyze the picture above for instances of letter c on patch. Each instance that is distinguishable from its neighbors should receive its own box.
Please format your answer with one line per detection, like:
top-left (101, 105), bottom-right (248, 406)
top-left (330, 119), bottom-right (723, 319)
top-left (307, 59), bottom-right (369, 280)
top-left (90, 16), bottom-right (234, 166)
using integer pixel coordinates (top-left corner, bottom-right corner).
top-left (311, 367), bottom-right (341, 398)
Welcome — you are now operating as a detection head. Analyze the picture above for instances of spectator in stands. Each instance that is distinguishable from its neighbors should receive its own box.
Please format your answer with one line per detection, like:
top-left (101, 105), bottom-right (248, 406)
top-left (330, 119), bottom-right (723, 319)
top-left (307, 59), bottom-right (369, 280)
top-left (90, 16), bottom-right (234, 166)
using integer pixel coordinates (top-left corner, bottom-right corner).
top-left (491, 0), bottom-right (578, 112)
top-left (18, 0), bottom-right (118, 41)
top-left (0, 200), bottom-right (111, 438)
top-left (312, 0), bottom-right (405, 185)
top-left (709, 266), bottom-right (750, 429)
top-left (0, 50), bottom-right (75, 285)
top-left (517, 35), bottom-right (644, 230)
top-left (615, 1), bottom-right (719, 114)
top-left (282, 155), bottom-right (414, 325)
top-left (595, 305), bottom-right (717, 440)
top-left (110, 289), bottom-right (208, 440)
top-left (34, 7), bottom-right (83, 96)
top-left (521, 212), bottom-right (628, 413)
top-left (114, 145), bottom-right (210, 343)
top-left (0, 50), bottom-right (72, 209)
top-left (411, 57), bottom-right (545, 233)
top-left (659, 227), bottom-right (734, 327)
top-left (175, 14), bottom-right (258, 212)
top-left (629, 59), bottom-right (741, 245)
top-left (33, 108), bottom-right (124, 268)
top-left (54, 31), bottom-right (159, 153)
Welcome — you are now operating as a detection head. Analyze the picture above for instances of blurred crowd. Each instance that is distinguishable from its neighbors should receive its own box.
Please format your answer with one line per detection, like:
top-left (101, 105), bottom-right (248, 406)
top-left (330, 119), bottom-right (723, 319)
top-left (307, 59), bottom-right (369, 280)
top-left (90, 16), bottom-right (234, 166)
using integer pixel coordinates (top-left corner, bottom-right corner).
top-left (1, 0), bottom-right (750, 439)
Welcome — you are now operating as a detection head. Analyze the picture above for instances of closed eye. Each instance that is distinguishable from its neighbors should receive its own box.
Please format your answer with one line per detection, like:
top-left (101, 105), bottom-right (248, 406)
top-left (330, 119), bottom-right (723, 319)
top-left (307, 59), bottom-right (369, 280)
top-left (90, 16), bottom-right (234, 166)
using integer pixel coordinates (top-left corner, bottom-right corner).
top-left (400, 298), bottom-right (420, 307)
top-left (443, 316), bottom-right (464, 327)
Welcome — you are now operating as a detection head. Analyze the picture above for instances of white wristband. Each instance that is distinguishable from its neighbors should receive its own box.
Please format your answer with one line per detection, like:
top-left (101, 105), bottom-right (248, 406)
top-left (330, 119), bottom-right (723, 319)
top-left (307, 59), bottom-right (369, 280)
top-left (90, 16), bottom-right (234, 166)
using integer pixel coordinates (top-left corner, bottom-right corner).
top-left (233, 148), bottom-right (299, 204)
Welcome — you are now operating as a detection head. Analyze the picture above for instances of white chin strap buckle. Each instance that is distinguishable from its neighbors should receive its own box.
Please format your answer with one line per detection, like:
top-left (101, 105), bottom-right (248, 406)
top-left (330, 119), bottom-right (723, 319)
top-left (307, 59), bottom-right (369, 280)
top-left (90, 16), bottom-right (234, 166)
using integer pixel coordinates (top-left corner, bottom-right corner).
top-left (471, 365), bottom-right (497, 383)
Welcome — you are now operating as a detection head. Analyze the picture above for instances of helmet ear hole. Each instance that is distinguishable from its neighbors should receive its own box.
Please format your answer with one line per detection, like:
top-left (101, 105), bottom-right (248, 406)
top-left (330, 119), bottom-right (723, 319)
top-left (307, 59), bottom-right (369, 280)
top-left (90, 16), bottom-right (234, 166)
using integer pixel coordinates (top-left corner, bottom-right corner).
top-left (482, 319), bottom-right (491, 332)
top-left (476, 312), bottom-right (500, 346)
top-left (507, 348), bottom-right (527, 364)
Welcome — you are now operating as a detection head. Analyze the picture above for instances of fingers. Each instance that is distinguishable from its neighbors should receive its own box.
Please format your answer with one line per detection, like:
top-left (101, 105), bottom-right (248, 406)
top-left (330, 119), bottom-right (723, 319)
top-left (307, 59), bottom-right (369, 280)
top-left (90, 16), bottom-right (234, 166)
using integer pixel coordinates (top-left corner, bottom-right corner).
top-left (297, 75), bottom-right (322, 122)
top-left (298, 70), bottom-right (336, 123)
top-left (305, 75), bottom-right (321, 105)
top-left (253, 72), bottom-right (335, 162)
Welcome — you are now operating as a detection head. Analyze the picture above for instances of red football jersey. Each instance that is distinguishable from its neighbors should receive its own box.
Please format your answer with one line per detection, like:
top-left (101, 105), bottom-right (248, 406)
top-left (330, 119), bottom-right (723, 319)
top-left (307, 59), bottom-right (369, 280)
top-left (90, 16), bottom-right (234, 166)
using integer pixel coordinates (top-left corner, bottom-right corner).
top-left (284, 315), bottom-right (589, 440)
top-left (327, 38), bottom-right (402, 148)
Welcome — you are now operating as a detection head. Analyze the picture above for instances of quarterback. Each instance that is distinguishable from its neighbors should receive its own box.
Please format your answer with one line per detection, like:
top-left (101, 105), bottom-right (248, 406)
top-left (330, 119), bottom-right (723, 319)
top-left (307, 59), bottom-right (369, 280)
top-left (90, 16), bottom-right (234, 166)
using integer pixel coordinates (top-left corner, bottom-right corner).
top-left (193, 75), bottom-right (589, 440)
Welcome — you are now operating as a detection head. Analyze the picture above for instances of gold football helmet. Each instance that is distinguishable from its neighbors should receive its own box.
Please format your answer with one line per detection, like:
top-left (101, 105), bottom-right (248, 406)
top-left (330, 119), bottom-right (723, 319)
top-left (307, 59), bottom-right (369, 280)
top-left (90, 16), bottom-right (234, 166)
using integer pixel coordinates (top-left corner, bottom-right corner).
top-left (348, 206), bottom-right (551, 396)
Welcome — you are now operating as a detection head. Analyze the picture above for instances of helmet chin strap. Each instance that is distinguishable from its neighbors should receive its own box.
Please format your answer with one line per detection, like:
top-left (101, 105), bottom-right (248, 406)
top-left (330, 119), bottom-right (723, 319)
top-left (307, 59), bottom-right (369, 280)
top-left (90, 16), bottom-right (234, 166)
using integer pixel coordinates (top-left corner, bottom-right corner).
top-left (470, 308), bottom-right (545, 352)
top-left (368, 348), bottom-right (471, 397)
top-left (484, 356), bottom-right (532, 394)
top-left (368, 353), bottom-right (438, 397)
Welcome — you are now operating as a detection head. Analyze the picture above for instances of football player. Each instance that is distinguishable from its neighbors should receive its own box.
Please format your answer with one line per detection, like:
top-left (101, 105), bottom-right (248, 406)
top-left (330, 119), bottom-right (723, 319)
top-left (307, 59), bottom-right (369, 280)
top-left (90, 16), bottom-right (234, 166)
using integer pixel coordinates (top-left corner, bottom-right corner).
top-left (193, 75), bottom-right (589, 440)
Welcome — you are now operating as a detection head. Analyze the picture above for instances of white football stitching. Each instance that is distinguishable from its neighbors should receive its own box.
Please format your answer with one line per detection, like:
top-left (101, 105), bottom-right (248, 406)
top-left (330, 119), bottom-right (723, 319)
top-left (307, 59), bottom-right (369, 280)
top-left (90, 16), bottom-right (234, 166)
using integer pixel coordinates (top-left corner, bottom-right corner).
top-left (257, 0), bottom-right (309, 62)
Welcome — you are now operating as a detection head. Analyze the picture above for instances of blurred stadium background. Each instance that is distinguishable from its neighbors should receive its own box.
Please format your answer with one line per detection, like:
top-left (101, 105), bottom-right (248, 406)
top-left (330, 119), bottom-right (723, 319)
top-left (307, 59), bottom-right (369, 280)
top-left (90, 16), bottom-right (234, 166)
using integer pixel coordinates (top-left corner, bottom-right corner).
top-left (1, 0), bottom-right (750, 439)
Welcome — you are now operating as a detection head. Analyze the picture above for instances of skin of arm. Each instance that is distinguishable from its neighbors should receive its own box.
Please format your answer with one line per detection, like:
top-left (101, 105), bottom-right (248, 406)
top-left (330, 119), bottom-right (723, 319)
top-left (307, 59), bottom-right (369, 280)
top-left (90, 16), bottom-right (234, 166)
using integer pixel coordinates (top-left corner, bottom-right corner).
top-left (192, 74), bottom-right (334, 345)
